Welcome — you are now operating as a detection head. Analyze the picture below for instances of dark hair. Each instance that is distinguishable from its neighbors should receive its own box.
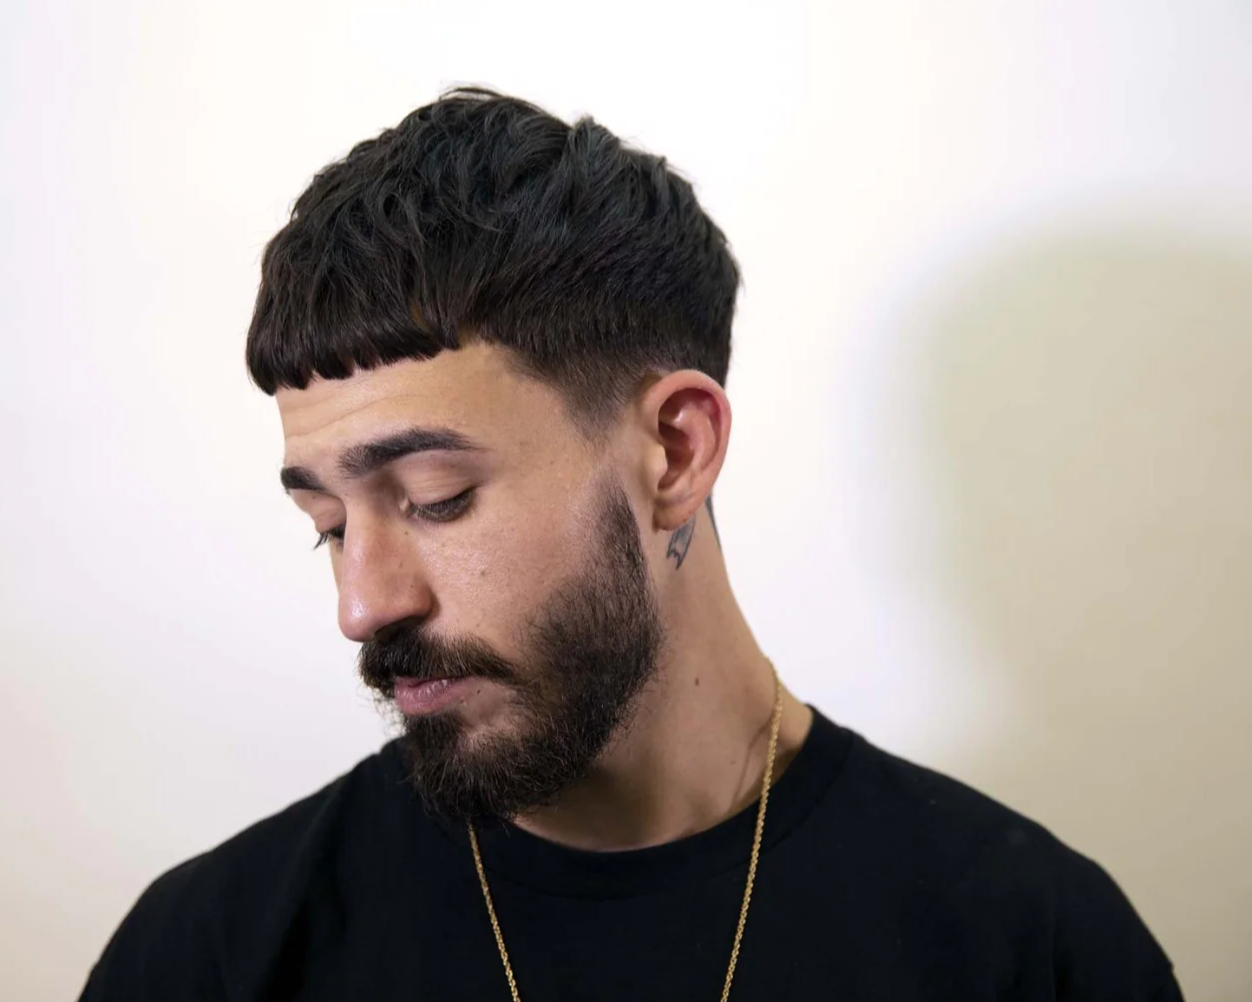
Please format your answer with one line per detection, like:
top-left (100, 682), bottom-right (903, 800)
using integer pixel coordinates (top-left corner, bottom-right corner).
top-left (245, 87), bottom-right (741, 428)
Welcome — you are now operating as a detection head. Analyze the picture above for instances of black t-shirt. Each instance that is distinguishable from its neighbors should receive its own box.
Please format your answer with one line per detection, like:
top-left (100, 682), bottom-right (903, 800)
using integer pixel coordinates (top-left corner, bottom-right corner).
top-left (78, 709), bottom-right (1184, 1001)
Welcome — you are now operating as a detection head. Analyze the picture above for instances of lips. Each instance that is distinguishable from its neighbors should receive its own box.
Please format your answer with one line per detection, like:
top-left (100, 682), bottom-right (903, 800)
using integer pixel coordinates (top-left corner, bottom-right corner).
top-left (392, 676), bottom-right (475, 715)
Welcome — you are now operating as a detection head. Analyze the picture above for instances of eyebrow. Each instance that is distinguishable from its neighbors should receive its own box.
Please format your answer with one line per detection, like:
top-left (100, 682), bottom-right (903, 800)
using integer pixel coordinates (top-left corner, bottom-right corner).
top-left (280, 426), bottom-right (481, 494)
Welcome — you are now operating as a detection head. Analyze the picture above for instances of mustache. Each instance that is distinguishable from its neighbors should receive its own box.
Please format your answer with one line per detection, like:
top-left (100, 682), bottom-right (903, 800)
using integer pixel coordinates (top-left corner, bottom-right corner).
top-left (357, 629), bottom-right (518, 695)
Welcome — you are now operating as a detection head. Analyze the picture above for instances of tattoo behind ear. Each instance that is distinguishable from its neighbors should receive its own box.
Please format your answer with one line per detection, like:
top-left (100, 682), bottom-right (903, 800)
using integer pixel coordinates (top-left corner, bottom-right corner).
top-left (666, 518), bottom-right (696, 569)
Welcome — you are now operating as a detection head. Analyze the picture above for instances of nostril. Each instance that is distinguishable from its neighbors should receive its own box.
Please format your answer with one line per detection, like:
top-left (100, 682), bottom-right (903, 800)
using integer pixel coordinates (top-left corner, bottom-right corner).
top-left (373, 616), bottom-right (425, 646)
top-left (373, 623), bottom-right (401, 646)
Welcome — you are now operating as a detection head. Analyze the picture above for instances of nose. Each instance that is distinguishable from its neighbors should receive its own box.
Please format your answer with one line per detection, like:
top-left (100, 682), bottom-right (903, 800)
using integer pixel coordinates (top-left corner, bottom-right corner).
top-left (335, 520), bottom-right (435, 643)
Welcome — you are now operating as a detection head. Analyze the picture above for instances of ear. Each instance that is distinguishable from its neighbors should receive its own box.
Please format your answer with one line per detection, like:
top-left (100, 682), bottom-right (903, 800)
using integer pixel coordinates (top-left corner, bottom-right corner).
top-left (636, 370), bottom-right (732, 532)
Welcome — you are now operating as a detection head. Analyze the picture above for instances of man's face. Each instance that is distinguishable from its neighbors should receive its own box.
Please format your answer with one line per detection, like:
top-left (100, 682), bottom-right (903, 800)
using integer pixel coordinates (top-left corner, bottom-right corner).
top-left (276, 344), bottom-right (663, 820)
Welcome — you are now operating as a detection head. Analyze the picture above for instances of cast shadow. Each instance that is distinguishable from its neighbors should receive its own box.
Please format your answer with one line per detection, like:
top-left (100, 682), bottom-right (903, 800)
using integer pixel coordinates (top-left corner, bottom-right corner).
top-left (912, 220), bottom-right (1252, 999)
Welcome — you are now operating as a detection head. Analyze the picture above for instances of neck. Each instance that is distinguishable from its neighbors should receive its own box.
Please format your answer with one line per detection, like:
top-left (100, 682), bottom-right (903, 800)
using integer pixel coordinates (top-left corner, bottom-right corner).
top-left (512, 507), bottom-right (814, 852)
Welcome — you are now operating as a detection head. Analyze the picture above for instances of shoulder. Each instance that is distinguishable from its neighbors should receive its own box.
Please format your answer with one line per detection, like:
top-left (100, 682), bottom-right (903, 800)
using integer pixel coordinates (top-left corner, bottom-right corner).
top-left (78, 744), bottom-right (402, 1001)
top-left (836, 727), bottom-right (1068, 873)
top-left (834, 725), bottom-right (1110, 886)
top-left (831, 723), bottom-right (1183, 997)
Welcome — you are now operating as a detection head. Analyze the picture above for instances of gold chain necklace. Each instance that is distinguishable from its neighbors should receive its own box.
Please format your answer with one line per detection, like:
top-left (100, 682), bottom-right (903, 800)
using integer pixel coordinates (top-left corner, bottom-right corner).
top-left (468, 662), bottom-right (783, 1002)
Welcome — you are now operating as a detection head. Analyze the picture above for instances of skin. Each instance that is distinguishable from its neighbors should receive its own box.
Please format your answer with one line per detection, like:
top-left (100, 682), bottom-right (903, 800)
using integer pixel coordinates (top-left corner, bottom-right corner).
top-left (277, 340), bottom-right (813, 852)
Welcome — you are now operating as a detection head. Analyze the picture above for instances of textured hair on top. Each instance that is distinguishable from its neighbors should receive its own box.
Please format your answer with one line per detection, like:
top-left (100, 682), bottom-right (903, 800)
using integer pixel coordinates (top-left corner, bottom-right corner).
top-left (246, 87), bottom-right (741, 428)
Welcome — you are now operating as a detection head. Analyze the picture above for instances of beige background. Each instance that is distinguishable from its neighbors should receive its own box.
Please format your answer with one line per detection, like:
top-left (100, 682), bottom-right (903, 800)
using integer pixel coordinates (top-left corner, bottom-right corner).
top-left (2, 2), bottom-right (1249, 999)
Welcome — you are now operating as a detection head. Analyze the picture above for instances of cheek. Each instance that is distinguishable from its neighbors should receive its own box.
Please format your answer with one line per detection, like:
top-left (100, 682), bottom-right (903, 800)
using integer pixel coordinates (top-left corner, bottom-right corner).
top-left (432, 501), bottom-right (579, 644)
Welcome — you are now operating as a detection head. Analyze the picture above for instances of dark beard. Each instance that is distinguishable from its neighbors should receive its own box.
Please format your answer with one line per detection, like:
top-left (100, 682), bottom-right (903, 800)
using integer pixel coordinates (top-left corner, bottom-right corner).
top-left (356, 479), bottom-right (663, 822)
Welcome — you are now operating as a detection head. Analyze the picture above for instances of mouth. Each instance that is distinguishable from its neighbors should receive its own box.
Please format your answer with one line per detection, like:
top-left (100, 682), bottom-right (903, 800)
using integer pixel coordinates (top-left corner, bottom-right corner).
top-left (391, 676), bottom-right (477, 716)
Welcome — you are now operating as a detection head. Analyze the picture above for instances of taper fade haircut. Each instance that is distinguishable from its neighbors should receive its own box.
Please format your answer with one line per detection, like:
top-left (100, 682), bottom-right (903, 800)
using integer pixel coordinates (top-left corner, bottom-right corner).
top-left (245, 87), bottom-right (741, 430)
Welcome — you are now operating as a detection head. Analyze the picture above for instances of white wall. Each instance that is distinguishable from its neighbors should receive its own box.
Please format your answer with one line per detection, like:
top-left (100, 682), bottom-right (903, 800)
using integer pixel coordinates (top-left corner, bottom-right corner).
top-left (2, 2), bottom-right (1250, 998)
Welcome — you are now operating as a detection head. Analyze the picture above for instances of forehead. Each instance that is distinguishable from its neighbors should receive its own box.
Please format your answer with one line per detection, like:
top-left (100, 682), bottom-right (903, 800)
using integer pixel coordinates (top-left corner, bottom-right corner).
top-left (276, 343), bottom-right (573, 464)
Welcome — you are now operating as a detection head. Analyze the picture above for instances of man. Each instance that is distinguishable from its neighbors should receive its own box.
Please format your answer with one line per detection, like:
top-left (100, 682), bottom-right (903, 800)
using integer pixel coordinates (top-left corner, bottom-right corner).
top-left (79, 88), bottom-right (1183, 1001)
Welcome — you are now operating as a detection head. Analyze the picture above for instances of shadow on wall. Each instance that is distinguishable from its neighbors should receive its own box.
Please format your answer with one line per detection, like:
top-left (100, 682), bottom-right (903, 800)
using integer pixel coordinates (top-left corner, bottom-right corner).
top-left (913, 222), bottom-right (1252, 1000)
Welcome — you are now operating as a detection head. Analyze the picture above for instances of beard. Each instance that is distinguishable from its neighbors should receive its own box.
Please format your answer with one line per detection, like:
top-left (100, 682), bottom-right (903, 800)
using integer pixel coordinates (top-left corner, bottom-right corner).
top-left (356, 478), bottom-right (664, 822)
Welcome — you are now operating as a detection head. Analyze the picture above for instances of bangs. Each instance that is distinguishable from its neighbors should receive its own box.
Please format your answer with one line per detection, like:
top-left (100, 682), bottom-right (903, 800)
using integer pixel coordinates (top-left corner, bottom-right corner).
top-left (244, 88), bottom-right (739, 424)
top-left (246, 200), bottom-right (457, 393)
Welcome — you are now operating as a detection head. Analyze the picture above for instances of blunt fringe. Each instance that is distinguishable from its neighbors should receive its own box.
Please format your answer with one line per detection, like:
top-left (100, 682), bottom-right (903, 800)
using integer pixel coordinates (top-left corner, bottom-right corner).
top-left (245, 87), bottom-right (741, 425)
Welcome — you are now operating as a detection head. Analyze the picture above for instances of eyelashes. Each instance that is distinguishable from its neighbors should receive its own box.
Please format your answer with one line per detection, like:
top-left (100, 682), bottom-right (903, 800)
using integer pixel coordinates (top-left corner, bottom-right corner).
top-left (313, 487), bottom-right (476, 550)
top-left (313, 528), bottom-right (342, 550)
top-left (404, 486), bottom-right (476, 523)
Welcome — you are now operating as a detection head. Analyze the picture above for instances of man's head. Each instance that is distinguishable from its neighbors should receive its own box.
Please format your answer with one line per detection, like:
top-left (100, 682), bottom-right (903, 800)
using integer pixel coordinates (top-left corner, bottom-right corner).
top-left (251, 88), bottom-right (739, 821)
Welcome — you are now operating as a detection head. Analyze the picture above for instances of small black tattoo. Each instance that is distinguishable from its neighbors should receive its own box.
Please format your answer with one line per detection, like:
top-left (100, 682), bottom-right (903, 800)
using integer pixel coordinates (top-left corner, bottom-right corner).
top-left (667, 518), bottom-right (696, 568)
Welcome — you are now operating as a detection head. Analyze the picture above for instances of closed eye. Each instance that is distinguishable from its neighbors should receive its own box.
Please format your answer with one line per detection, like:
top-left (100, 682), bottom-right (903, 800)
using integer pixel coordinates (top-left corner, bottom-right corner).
top-left (312, 487), bottom-right (476, 550)
top-left (313, 526), bottom-right (344, 550)
top-left (405, 486), bottom-right (476, 523)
